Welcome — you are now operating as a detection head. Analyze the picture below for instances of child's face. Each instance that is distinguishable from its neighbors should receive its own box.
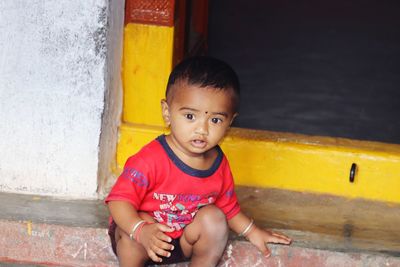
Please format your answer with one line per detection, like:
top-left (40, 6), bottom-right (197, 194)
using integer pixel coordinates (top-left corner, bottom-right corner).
top-left (162, 81), bottom-right (237, 159)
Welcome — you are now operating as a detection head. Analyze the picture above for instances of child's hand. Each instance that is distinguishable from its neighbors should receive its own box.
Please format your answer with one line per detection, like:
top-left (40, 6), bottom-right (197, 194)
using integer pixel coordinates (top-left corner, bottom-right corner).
top-left (246, 226), bottom-right (292, 258)
top-left (138, 223), bottom-right (175, 263)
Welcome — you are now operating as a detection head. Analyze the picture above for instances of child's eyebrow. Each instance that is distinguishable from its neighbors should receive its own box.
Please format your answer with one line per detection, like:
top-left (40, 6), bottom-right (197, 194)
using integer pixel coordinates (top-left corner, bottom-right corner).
top-left (179, 107), bottom-right (229, 118)
top-left (179, 107), bottom-right (199, 112)
top-left (211, 112), bottom-right (228, 118)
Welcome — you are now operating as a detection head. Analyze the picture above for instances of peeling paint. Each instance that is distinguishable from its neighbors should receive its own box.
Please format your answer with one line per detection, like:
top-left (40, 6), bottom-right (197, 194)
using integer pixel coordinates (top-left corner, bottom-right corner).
top-left (226, 243), bottom-right (233, 258)
top-left (93, 6), bottom-right (109, 58)
top-left (26, 221), bottom-right (32, 236)
top-left (72, 242), bottom-right (88, 260)
top-left (84, 242), bottom-right (88, 261)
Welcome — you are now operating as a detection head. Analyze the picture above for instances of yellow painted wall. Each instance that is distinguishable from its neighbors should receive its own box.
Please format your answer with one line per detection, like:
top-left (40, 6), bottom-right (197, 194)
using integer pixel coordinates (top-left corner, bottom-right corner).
top-left (122, 23), bottom-right (174, 126)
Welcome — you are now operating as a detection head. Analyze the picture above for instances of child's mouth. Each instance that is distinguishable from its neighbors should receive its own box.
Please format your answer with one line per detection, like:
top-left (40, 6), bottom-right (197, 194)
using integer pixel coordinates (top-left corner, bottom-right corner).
top-left (191, 139), bottom-right (207, 148)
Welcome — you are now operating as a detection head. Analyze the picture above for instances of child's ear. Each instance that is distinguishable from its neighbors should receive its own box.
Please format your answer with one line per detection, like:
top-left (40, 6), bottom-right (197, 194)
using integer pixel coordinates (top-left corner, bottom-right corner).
top-left (229, 113), bottom-right (238, 126)
top-left (161, 99), bottom-right (171, 126)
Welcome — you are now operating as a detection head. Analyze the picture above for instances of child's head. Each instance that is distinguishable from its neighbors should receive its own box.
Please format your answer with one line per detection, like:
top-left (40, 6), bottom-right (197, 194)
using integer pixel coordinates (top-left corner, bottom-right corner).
top-left (165, 56), bottom-right (240, 113)
top-left (161, 57), bottom-right (240, 158)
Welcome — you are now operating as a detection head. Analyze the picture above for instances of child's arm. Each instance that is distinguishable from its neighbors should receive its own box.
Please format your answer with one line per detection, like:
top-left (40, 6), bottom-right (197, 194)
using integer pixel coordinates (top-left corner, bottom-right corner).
top-left (228, 211), bottom-right (291, 257)
top-left (108, 201), bottom-right (175, 263)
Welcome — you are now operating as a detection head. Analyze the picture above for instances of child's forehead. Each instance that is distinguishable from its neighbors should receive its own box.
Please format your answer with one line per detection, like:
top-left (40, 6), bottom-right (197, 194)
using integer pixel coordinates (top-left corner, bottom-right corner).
top-left (167, 83), bottom-right (237, 114)
top-left (167, 79), bottom-right (234, 101)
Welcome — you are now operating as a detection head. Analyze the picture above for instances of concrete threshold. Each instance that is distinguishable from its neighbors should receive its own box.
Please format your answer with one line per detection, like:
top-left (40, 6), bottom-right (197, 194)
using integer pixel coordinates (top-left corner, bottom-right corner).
top-left (0, 187), bottom-right (399, 266)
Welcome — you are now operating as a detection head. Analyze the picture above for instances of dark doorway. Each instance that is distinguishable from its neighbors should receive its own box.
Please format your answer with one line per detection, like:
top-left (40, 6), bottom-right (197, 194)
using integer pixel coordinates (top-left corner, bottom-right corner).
top-left (207, 0), bottom-right (400, 144)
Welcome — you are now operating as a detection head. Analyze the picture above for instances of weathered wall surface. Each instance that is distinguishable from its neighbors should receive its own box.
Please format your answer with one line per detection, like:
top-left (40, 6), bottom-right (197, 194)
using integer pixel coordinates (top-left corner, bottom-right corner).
top-left (0, 0), bottom-right (124, 198)
top-left (97, 0), bottom-right (124, 197)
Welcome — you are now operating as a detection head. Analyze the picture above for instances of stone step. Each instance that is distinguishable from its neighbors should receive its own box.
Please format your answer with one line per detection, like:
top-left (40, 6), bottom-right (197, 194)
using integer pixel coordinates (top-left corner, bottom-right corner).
top-left (0, 187), bottom-right (399, 266)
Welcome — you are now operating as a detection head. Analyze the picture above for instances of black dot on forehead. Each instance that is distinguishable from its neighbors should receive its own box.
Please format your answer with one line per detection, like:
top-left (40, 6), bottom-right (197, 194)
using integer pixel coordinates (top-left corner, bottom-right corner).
top-left (205, 111), bottom-right (208, 114)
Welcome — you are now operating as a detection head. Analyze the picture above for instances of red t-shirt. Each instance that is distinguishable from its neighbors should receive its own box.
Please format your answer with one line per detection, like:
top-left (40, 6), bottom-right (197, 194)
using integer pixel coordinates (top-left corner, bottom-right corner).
top-left (105, 135), bottom-right (240, 239)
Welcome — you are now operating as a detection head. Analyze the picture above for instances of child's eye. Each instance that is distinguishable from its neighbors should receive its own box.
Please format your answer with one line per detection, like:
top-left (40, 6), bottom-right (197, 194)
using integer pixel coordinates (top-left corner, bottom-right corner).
top-left (211, 118), bottom-right (223, 124)
top-left (185, 114), bottom-right (195, 120)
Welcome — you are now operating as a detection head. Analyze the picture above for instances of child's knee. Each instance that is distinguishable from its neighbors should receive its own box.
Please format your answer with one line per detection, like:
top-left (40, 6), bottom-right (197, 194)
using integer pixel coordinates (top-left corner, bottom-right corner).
top-left (198, 205), bottom-right (226, 220)
top-left (196, 205), bottom-right (228, 235)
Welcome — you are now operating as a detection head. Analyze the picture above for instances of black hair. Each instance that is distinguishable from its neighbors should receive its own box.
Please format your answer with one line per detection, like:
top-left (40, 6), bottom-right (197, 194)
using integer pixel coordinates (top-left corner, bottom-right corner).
top-left (166, 56), bottom-right (240, 112)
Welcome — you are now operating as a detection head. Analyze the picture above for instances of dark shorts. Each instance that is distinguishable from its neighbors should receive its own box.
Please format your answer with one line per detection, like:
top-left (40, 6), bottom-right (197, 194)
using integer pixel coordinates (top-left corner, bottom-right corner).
top-left (108, 221), bottom-right (188, 266)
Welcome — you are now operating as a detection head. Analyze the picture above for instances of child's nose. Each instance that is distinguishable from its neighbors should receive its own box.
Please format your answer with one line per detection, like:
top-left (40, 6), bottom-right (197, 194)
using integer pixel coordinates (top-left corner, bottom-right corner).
top-left (195, 120), bottom-right (209, 135)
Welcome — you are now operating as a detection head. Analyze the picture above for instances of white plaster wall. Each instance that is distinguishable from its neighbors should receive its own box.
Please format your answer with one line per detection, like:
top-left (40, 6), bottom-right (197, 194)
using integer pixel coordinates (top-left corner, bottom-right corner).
top-left (0, 0), bottom-right (123, 198)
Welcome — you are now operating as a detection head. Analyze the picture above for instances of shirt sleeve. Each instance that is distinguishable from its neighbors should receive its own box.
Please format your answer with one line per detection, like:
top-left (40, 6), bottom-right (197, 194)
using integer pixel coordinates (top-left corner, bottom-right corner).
top-left (105, 154), bottom-right (152, 210)
top-left (214, 158), bottom-right (241, 219)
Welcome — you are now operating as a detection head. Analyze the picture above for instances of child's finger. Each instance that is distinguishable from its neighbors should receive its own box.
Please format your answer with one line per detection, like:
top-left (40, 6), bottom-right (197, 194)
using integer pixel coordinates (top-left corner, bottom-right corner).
top-left (153, 236), bottom-right (175, 251)
top-left (272, 232), bottom-right (292, 243)
top-left (263, 229), bottom-right (292, 244)
top-left (147, 248), bottom-right (163, 263)
top-left (155, 230), bottom-right (173, 244)
top-left (156, 223), bottom-right (175, 233)
top-left (258, 243), bottom-right (271, 258)
top-left (267, 234), bottom-right (291, 244)
top-left (150, 242), bottom-right (172, 258)
top-left (265, 247), bottom-right (271, 258)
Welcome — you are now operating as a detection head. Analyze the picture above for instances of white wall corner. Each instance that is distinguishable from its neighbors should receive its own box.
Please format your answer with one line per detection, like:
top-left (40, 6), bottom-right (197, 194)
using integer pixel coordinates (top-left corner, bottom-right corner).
top-left (97, 0), bottom-right (125, 199)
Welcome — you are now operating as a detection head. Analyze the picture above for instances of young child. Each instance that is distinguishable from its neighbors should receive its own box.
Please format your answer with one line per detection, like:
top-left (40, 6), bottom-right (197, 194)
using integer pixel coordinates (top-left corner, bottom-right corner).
top-left (106, 56), bottom-right (291, 267)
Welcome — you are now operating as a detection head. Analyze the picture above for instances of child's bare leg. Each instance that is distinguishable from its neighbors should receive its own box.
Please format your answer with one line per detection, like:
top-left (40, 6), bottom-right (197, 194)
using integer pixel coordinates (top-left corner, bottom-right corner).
top-left (180, 205), bottom-right (229, 267)
top-left (114, 212), bottom-right (154, 267)
top-left (115, 227), bottom-right (148, 267)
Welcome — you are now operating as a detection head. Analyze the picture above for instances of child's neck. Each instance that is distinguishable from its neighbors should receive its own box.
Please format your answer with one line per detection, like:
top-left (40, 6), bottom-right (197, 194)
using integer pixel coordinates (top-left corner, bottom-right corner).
top-left (186, 149), bottom-right (217, 170)
top-left (165, 135), bottom-right (218, 171)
